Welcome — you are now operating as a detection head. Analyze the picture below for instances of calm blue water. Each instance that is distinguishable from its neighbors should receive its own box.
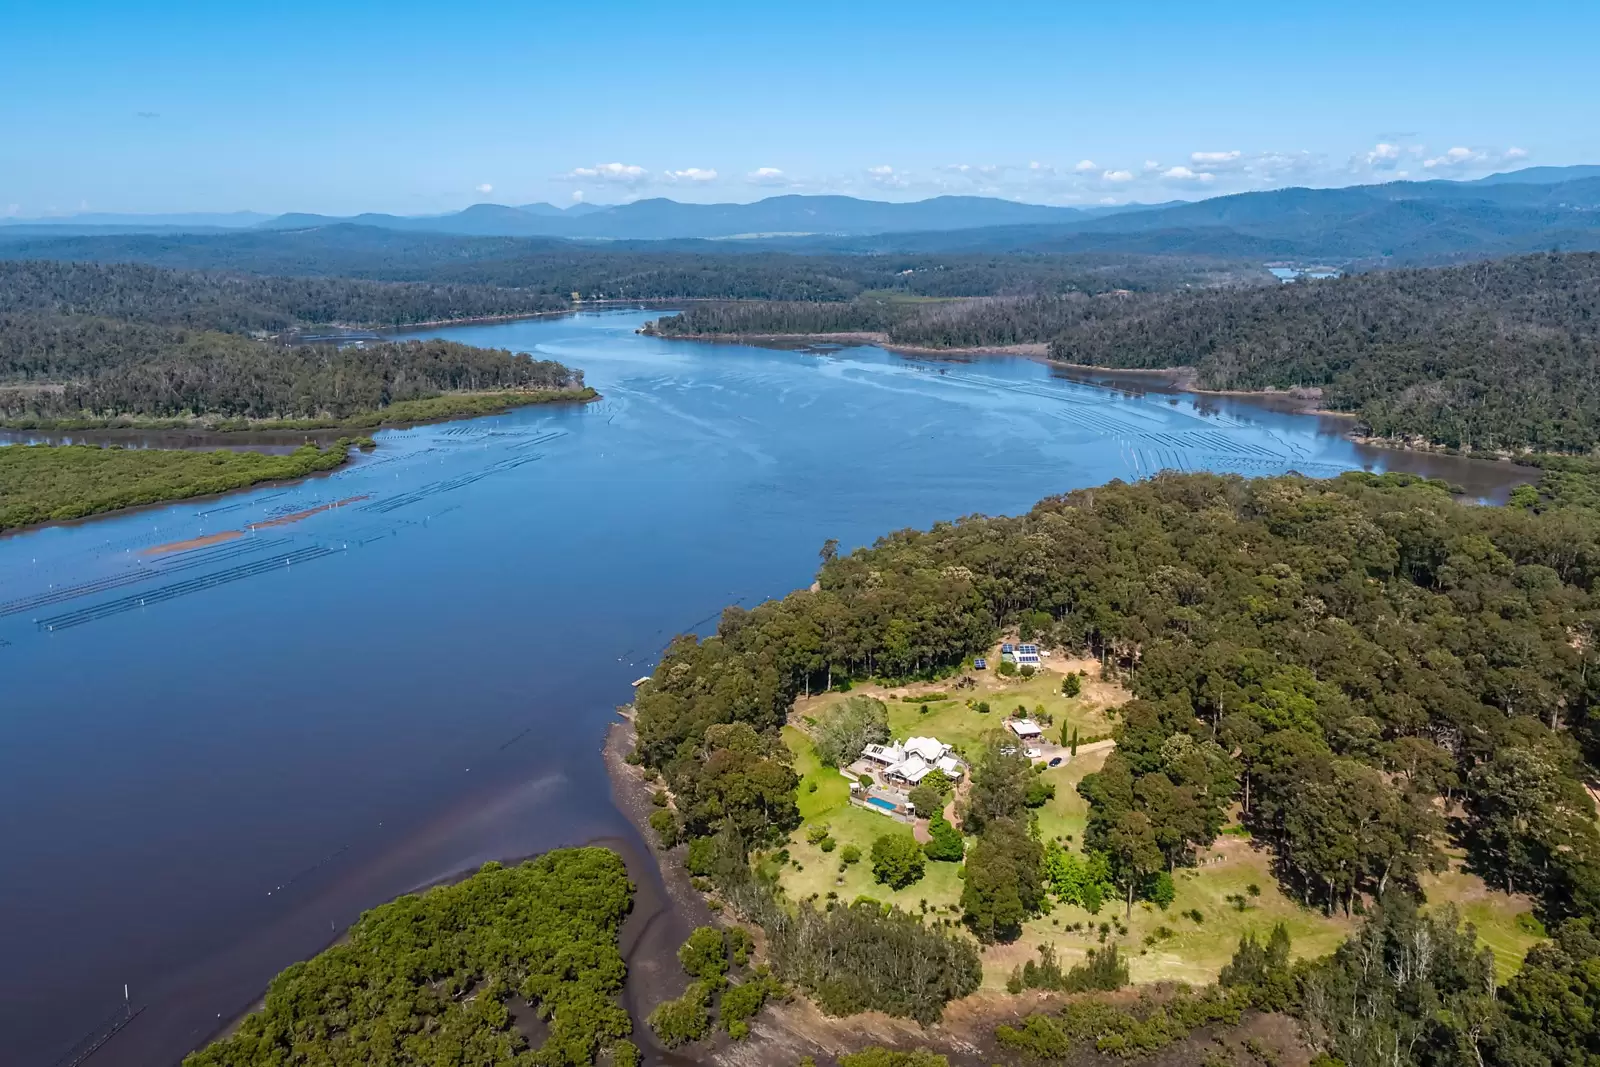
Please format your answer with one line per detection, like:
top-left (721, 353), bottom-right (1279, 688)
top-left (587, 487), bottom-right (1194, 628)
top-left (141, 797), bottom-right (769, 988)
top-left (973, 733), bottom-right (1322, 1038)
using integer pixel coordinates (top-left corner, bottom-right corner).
top-left (1268, 266), bottom-right (1341, 281)
top-left (866, 797), bottom-right (899, 812)
top-left (0, 311), bottom-right (1524, 1064)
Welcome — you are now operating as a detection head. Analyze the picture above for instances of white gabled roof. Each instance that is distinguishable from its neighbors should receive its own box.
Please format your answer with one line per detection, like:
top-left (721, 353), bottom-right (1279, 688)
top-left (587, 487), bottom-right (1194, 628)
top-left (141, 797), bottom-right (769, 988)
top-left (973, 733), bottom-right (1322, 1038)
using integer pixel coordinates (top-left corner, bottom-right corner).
top-left (934, 754), bottom-right (964, 777)
top-left (888, 755), bottom-right (932, 783)
top-left (1008, 719), bottom-right (1044, 738)
top-left (862, 742), bottom-right (905, 765)
top-left (903, 736), bottom-right (948, 762)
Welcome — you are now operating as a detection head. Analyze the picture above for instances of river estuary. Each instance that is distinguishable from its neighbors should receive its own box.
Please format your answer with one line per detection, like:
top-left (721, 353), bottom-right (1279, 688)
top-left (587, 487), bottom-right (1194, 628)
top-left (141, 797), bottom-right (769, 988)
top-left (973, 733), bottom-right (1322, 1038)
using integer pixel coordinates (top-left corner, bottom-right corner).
top-left (0, 310), bottom-right (1531, 1065)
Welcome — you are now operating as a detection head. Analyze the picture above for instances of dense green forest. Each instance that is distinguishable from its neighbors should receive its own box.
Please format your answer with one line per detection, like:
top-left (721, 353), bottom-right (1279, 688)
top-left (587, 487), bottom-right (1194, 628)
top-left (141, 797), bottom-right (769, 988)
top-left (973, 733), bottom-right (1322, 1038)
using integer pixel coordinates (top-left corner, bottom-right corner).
top-left (654, 253), bottom-right (1600, 453)
top-left (633, 467), bottom-right (1600, 1035)
top-left (1045, 252), bottom-right (1600, 453)
top-left (184, 849), bottom-right (634, 1067)
top-left (0, 320), bottom-right (584, 426)
top-left (651, 293), bottom-right (1090, 348)
top-left (0, 230), bottom-right (1257, 296)
top-left (0, 440), bottom-right (366, 532)
top-left (0, 259), bottom-right (567, 331)
top-left (0, 261), bottom-right (589, 427)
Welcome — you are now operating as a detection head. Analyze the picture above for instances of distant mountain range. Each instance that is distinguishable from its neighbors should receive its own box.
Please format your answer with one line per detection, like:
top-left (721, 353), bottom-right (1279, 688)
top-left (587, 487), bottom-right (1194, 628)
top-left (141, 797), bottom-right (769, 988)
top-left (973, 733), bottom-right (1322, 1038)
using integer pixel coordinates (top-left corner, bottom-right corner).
top-left (1469, 164), bottom-right (1600, 186)
top-left (252, 195), bottom-right (1131, 240)
top-left (3, 166), bottom-right (1599, 267)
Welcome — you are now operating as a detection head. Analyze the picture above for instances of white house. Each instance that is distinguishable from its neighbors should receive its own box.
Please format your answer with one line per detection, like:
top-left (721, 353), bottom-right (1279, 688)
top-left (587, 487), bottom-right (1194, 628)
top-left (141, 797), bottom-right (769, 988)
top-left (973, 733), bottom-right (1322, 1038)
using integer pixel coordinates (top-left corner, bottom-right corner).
top-left (886, 754), bottom-right (934, 785)
top-left (862, 742), bottom-right (905, 767)
top-left (903, 736), bottom-right (949, 762)
top-left (1008, 719), bottom-right (1044, 740)
top-left (865, 735), bottom-right (965, 785)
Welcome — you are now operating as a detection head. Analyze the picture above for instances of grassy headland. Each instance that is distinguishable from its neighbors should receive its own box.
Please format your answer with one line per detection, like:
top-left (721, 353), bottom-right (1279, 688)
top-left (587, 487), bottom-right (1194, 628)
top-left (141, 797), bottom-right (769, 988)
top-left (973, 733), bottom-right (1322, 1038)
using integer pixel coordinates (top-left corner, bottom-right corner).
top-left (0, 438), bottom-right (370, 533)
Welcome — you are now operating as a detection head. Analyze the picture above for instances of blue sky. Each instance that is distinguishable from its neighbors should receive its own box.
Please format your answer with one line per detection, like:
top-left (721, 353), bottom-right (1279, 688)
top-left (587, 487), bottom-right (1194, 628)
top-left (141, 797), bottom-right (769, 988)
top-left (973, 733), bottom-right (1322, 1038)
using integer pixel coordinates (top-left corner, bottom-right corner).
top-left (2, 0), bottom-right (1595, 217)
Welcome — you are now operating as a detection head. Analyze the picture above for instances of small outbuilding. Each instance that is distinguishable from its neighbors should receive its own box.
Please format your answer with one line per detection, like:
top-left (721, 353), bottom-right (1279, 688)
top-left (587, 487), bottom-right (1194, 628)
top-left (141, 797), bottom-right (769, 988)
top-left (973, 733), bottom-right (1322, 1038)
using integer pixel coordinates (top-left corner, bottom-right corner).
top-left (1008, 719), bottom-right (1044, 740)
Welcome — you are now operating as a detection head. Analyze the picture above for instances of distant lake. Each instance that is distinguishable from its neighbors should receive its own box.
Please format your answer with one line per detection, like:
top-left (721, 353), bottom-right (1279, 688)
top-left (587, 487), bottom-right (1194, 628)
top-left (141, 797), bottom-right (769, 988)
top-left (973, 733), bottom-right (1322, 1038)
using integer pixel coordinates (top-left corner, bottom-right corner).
top-left (1268, 265), bottom-right (1341, 281)
top-left (0, 311), bottom-right (1531, 1065)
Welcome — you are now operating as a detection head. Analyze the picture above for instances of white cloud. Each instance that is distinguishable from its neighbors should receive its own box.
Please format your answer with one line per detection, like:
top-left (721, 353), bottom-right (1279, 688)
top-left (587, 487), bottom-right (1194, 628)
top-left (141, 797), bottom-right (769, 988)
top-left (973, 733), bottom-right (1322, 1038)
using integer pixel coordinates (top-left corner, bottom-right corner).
top-left (3, 204), bottom-right (17, 217)
top-left (1100, 196), bottom-right (1119, 205)
top-left (1191, 150), bottom-right (1242, 168)
top-left (866, 164), bottom-right (908, 188)
top-left (571, 190), bottom-right (585, 203)
top-left (1423, 146), bottom-right (1480, 169)
top-left (1074, 159), bottom-right (1098, 173)
top-left (1161, 165), bottom-right (1215, 183)
top-left (1365, 142), bottom-right (1402, 167)
top-left (1349, 141), bottom-right (1426, 174)
top-left (747, 167), bottom-right (788, 186)
top-left (1102, 169), bottom-right (1134, 183)
top-left (1245, 150), bottom-right (1321, 181)
top-left (1420, 145), bottom-right (1530, 173)
top-left (664, 167), bottom-right (718, 182)
top-left (1027, 160), bottom-right (1054, 174)
top-left (1143, 160), bottom-right (1161, 172)
top-left (566, 162), bottom-right (650, 185)
top-left (475, 183), bottom-right (493, 194)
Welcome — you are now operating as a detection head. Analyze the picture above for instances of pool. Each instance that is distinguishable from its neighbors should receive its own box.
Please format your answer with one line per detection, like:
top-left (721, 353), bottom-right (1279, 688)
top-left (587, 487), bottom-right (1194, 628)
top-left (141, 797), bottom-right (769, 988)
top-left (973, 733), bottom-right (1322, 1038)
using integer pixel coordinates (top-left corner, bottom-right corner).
top-left (866, 797), bottom-right (898, 813)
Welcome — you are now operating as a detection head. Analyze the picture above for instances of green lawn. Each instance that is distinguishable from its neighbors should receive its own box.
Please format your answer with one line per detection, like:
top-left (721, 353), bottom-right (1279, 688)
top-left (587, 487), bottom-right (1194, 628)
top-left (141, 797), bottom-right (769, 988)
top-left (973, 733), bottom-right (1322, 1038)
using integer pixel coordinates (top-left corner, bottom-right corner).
top-left (987, 837), bottom-right (1353, 989)
top-left (793, 654), bottom-right (1122, 762)
top-left (1031, 746), bottom-right (1109, 846)
top-left (1422, 863), bottom-right (1546, 981)
top-left (964, 670), bottom-right (1118, 741)
top-left (780, 727), bottom-right (968, 912)
top-left (884, 699), bottom-right (999, 755)
top-left (782, 673), bottom-right (1541, 991)
top-left (786, 725), bottom-right (852, 820)
top-left (872, 685), bottom-right (1113, 763)
top-left (987, 839), bottom-right (1544, 990)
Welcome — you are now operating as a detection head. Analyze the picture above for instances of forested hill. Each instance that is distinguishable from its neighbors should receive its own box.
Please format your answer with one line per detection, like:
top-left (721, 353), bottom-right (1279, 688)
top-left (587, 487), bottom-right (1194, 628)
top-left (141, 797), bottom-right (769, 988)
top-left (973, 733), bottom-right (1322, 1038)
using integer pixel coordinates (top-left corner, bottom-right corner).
top-left (632, 468), bottom-right (1600, 1038)
top-left (0, 228), bottom-right (1260, 295)
top-left (0, 260), bottom-right (592, 428)
top-left (1046, 252), bottom-right (1600, 452)
top-left (655, 253), bottom-right (1600, 454)
top-left (0, 259), bottom-right (567, 332)
top-left (0, 320), bottom-right (582, 427)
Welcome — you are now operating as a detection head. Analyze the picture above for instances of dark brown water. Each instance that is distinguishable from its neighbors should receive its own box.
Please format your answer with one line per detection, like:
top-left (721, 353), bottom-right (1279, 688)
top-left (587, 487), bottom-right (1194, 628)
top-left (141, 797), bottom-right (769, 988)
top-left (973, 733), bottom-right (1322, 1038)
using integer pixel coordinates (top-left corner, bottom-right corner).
top-left (0, 311), bottom-right (1533, 1066)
